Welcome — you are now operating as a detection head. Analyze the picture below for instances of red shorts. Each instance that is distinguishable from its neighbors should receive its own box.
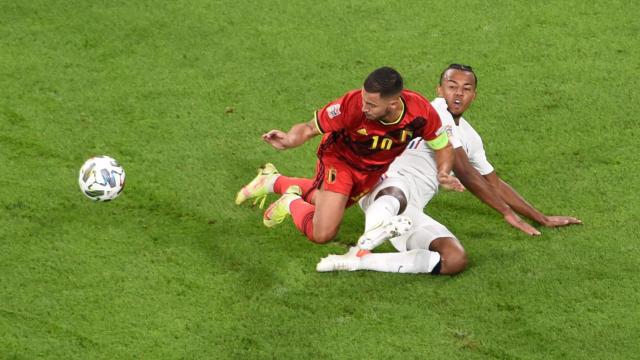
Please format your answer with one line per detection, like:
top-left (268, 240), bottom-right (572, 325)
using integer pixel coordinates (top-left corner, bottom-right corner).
top-left (312, 153), bottom-right (384, 207)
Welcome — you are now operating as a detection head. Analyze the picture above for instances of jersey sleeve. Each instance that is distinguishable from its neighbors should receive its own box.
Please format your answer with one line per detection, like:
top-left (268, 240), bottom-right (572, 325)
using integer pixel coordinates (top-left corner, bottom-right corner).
top-left (314, 91), bottom-right (358, 134)
top-left (431, 98), bottom-right (462, 149)
top-left (466, 127), bottom-right (495, 175)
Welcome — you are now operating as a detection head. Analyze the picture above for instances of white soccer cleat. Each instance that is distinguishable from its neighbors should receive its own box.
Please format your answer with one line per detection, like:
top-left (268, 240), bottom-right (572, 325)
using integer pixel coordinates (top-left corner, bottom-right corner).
top-left (316, 247), bottom-right (362, 272)
top-left (357, 215), bottom-right (413, 251)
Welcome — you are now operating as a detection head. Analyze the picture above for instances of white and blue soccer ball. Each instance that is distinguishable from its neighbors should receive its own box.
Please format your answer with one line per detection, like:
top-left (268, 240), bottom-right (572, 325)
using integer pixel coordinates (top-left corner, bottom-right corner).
top-left (78, 155), bottom-right (126, 201)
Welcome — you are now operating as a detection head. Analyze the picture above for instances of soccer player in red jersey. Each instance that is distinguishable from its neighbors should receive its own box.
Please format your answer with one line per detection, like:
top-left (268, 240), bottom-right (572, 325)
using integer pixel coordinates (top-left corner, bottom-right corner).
top-left (236, 67), bottom-right (463, 244)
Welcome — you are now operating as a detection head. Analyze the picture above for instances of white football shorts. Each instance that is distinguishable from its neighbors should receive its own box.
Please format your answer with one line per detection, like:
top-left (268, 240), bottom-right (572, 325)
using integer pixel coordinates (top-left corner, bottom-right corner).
top-left (389, 206), bottom-right (456, 252)
top-left (360, 169), bottom-right (438, 211)
top-left (359, 170), bottom-right (456, 252)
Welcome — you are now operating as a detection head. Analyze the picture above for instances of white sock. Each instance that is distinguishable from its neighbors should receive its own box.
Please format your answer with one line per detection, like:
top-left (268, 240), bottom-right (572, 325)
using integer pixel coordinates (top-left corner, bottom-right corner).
top-left (359, 249), bottom-right (441, 274)
top-left (364, 195), bottom-right (401, 232)
top-left (283, 194), bottom-right (301, 210)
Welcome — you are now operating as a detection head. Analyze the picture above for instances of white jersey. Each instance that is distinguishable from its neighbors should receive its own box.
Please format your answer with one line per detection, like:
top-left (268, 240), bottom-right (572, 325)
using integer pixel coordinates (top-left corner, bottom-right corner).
top-left (359, 98), bottom-right (495, 252)
top-left (387, 97), bottom-right (494, 191)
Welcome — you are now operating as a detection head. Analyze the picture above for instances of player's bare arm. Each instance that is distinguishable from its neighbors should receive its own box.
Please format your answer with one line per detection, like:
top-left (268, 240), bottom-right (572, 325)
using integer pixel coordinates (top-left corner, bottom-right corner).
top-left (483, 172), bottom-right (582, 228)
top-left (262, 118), bottom-right (320, 150)
top-left (433, 141), bottom-right (464, 192)
top-left (453, 148), bottom-right (541, 236)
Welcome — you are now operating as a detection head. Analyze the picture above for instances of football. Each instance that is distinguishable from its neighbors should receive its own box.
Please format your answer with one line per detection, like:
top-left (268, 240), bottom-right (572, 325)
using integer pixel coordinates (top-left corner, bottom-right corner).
top-left (78, 155), bottom-right (126, 201)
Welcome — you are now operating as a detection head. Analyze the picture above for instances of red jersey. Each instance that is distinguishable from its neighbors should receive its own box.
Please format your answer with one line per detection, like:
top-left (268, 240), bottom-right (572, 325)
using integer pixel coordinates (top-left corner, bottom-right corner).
top-left (313, 89), bottom-right (443, 172)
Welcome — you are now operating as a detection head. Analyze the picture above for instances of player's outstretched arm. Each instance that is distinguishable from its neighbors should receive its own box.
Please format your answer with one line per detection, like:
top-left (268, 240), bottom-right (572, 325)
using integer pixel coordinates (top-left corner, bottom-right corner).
top-left (453, 148), bottom-right (541, 236)
top-left (262, 118), bottom-right (320, 150)
top-left (434, 142), bottom-right (465, 192)
top-left (483, 172), bottom-right (582, 228)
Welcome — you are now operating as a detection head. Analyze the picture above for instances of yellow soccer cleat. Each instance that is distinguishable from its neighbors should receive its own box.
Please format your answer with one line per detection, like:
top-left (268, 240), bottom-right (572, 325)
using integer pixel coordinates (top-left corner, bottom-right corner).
top-left (235, 163), bottom-right (280, 209)
top-left (263, 186), bottom-right (301, 228)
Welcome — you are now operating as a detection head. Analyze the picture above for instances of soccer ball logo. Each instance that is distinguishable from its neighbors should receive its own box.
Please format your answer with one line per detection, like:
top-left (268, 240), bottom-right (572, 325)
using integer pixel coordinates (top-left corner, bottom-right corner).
top-left (78, 156), bottom-right (126, 201)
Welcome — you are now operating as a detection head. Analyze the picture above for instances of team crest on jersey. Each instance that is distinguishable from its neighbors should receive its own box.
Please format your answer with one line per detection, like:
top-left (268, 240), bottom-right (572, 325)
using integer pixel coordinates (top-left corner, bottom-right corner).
top-left (356, 128), bottom-right (368, 135)
top-left (326, 104), bottom-right (341, 119)
top-left (326, 167), bottom-right (337, 184)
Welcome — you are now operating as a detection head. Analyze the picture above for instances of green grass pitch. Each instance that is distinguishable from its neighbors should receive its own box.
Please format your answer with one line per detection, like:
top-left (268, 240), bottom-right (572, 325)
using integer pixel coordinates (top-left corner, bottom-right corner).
top-left (1, 0), bottom-right (639, 358)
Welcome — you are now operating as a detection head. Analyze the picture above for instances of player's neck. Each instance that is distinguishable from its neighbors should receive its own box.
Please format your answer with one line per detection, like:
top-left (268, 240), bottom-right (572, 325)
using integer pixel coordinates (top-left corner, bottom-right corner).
top-left (380, 98), bottom-right (405, 125)
top-left (447, 107), bottom-right (463, 126)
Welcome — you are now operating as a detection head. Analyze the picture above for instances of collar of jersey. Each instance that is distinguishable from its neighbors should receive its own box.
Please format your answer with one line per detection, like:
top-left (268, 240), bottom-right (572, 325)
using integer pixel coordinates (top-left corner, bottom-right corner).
top-left (378, 97), bottom-right (406, 126)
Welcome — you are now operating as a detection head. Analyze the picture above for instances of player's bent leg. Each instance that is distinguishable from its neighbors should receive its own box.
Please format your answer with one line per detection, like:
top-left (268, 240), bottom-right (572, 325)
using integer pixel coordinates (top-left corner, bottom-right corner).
top-left (358, 248), bottom-right (441, 273)
top-left (373, 186), bottom-right (408, 214)
top-left (359, 183), bottom-right (409, 229)
top-left (355, 182), bottom-right (411, 251)
top-left (317, 239), bottom-right (465, 275)
top-left (428, 237), bottom-right (467, 275)
top-left (311, 189), bottom-right (349, 243)
top-left (397, 211), bottom-right (466, 275)
top-left (362, 192), bottom-right (402, 232)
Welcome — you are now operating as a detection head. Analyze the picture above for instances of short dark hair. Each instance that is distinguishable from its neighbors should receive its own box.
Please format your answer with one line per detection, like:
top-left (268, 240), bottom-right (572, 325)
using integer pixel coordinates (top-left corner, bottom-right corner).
top-left (363, 67), bottom-right (403, 97)
top-left (439, 64), bottom-right (478, 87)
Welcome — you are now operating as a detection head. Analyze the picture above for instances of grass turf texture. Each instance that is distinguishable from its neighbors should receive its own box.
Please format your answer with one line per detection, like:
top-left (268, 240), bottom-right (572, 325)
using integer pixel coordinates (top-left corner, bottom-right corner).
top-left (1, 0), bottom-right (639, 358)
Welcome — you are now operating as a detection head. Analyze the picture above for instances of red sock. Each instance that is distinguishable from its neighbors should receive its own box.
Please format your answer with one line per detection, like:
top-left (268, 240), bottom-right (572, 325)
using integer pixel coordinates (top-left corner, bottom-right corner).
top-left (290, 198), bottom-right (315, 241)
top-left (274, 176), bottom-right (315, 196)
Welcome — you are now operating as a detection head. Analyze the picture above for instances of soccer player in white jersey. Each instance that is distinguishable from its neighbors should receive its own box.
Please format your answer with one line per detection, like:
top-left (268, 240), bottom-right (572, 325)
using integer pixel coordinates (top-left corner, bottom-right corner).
top-left (316, 64), bottom-right (582, 275)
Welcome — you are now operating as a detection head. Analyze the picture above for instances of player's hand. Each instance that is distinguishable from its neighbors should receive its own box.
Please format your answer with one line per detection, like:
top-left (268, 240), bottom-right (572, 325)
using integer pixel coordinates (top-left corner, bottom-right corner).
top-left (504, 212), bottom-right (541, 236)
top-left (262, 130), bottom-right (289, 150)
top-left (437, 173), bottom-right (465, 192)
top-left (541, 215), bottom-right (582, 228)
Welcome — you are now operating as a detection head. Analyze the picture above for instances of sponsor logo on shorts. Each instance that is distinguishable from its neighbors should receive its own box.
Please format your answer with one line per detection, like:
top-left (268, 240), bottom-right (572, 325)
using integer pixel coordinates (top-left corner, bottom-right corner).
top-left (326, 104), bottom-right (341, 119)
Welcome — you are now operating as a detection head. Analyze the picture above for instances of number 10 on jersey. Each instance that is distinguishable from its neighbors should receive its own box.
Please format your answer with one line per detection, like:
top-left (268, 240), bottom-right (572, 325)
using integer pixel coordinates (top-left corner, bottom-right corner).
top-left (369, 135), bottom-right (393, 150)
top-left (369, 130), bottom-right (413, 150)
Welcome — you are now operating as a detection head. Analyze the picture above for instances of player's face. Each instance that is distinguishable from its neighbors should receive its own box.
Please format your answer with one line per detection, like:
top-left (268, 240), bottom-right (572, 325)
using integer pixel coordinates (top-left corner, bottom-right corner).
top-left (361, 89), bottom-right (400, 121)
top-left (437, 69), bottom-right (476, 117)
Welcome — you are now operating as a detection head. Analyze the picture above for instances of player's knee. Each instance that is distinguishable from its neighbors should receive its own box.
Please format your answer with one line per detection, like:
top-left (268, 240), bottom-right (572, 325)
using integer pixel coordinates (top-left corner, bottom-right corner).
top-left (429, 237), bottom-right (467, 275)
top-left (375, 186), bottom-right (408, 214)
top-left (441, 250), bottom-right (468, 275)
top-left (312, 228), bottom-right (338, 244)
